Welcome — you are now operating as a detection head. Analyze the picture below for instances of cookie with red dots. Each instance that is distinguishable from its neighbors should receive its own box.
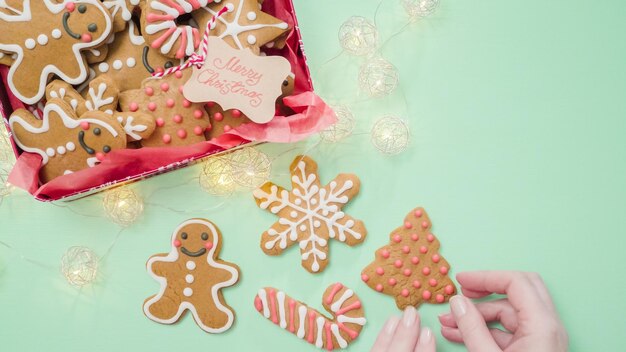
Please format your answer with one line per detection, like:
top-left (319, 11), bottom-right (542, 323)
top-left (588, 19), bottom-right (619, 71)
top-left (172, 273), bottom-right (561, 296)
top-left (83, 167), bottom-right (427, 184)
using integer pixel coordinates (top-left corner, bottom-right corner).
top-left (361, 207), bottom-right (456, 310)
top-left (119, 69), bottom-right (211, 147)
top-left (8, 98), bottom-right (126, 183)
top-left (0, 0), bottom-right (114, 104)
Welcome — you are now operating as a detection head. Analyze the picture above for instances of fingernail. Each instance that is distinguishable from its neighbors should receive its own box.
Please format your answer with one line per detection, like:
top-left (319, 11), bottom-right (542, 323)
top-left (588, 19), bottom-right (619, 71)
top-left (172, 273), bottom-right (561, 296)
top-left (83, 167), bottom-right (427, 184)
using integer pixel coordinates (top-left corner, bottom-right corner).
top-left (384, 316), bottom-right (400, 335)
top-left (450, 296), bottom-right (467, 317)
top-left (419, 327), bottom-right (432, 344)
top-left (402, 306), bottom-right (417, 327)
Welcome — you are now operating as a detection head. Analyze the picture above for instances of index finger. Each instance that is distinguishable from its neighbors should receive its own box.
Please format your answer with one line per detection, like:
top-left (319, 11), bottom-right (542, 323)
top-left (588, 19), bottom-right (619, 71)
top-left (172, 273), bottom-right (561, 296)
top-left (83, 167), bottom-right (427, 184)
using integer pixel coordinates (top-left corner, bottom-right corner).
top-left (456, 271), bottom-right (548, 313)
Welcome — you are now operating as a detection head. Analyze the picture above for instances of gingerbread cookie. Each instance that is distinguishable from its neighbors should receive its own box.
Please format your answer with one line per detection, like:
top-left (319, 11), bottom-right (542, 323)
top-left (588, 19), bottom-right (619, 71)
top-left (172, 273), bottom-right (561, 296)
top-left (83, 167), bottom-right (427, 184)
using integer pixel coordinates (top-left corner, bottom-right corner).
top-left (143, 218), bottom-right (240, 333)
top-left (0, 0), bottom-right (113, 104)
top-left (8, 98), bottom-right (126, 183)
top-left (119, 69), bottom-right (211, 147)
top-left (361, 207), bottom-right (456, 310)
top-left (254, 283), bottom-right (366, 350)
top-left (46, 75), bottom-right (156, 142)
top-left (193, 0), bottom-right (290, 55)
top-left (102, 0), bottom-right (142, 33)
top-left (91, 21), bottom-right (177, 92)
top-left (253, 155), bottom-right (367, 273)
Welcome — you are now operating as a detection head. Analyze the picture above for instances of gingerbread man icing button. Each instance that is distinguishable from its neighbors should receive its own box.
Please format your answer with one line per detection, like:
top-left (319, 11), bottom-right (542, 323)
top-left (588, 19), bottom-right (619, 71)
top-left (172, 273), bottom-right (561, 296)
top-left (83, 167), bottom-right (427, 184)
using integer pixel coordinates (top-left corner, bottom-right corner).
top-left (143, 218), bottom-right (240, 333)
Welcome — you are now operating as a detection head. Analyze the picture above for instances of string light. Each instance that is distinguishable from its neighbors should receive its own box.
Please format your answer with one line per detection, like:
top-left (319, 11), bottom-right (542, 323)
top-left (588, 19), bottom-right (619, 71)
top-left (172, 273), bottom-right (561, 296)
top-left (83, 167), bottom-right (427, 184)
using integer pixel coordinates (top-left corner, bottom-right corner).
top-left (229, 147), bottom-right (272, 189)
top-left (199, 155), bottom-right (237, 196)
top-left (103, 187), bottom-right (144, 226)
top-left (402, 0), bottom-right (440, 20)
top-left (61, 246), bottom-right (99, 286)
top-left (359, 57), bottom-right (399, 98)
top-left (371, 116), bottom-right (410, 155)
top-left (338, 16), bottom-right (379, 56)
top-left (320, 106), bottom-right (356, 143)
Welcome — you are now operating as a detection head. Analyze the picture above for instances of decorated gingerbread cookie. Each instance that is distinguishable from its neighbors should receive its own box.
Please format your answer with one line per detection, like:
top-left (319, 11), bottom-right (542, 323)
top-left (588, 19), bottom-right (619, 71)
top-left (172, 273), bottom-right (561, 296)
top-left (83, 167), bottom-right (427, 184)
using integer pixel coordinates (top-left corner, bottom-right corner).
top-left (119, 69), bottom-right (211, 147)
top-left (253, 155), bottom-right (367, 273)
top-left (143, 218), bottom-right (240, 333)
top-left (46, 75), bottom-right (156, 142)
top-left (361, 207), bottom-right (457, 309)
top-left (254, 283), bottom-right (366, 350)
top-left (0, 0), bottom-right (113, 104)
top-left (8, 98), bottom-right (126, 183)
top-left (193, 0), bottom-right (290, 55)
top-left (102, 0), bottom-right (142, 33)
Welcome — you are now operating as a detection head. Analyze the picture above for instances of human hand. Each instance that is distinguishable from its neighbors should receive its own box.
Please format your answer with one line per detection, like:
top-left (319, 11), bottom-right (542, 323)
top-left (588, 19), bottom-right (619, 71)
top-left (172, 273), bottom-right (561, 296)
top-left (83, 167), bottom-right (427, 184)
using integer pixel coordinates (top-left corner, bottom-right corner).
top-left (438, 271), bottom-right (568, 352)
top-left (371, 306), bottom-right (436, 352)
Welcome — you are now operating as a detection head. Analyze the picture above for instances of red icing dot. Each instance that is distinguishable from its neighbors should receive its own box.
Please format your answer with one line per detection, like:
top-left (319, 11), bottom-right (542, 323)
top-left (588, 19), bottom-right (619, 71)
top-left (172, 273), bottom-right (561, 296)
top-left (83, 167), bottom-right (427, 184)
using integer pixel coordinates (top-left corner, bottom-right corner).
top-left (80, 121), bottom-right (90, 130)
top-left (439, 266), bottom-right (449, 275)
top-left (419, 246), bottom-right (428, 254)
top-left (162, 134), bottom-right (172, 144)
top-left (394, 260), bottom-right (403, 268)
top-left (193, 109), bottom-right (203, 119)
top-left (175, 71), bottom-right (183, 78)
top-left (213, 112), bottom-right (223, 121)
top-left (412, 280), bottom-right (421, 289)
top-left (421, 221), bottom-right (429, 229)
top-left (432, 254), bottom-right (441, 263)
top-left (129, 102), bottom-right (138, 112)
top-left (411, 233), bottom-right (419, 241)
top-left (375, 284), bottom-right (383, 292)
top-left (173, 239), bottom-right (181, 247)
top-left (166, 98), bottom-right (175, 108)
top-left (160, 83), bottom-right (169, 92)
top-left (173, 114), bottom-right (183, 123)
top-left (65, 2), bottom-right (76, 11)
top-left (403, 268), bottom-right (412, 276)
top-left (422, 267), bottom-right (431, 276)
top-left (178, 85), bottom-right (184, 93)
top-left (422, 290), bottom-right (432, 300)
top-left (402, 245), bottom-right (410, 254)
top-left (155, 67), bottom-right (164, 74)
top-left (375, 267), bottom-right (384, 275)
top-left (404, 221), bottom-right (413, 229)
top-left (381, 249), bottom-right (390, 259)
top-left (81, 33), bottom-right (92, 43)
top-left (388, 278), bottom-right (397, 286)
top-left (193, 126), bottom-right (204, 135)
top-left (204, 242), bottom-right (213, 249)
top-left (95, 152), bottom-right (105, 161)
top-left (206, 102), bottom-right (215, 108)
top-left (411, 256), bottom-right (420, 265)
top-left (414, 209), bottom-right (423, 217)
top-left (392, 234), bottom-right (401, 243)
top-left (436, 294), bottom-right (445, 303)
top-left (223, 125), bottom-right (232, 132)
top-left (444, 285), bottom-right (454, 295)
top-left (361, 274), bottom-right (369, 282)
top-left (427, 234), bottom-right (435, 242)
top-left (401, 289), bottom-right (409, 297)
top-left (148, 102), bottom-right (157, 111)
top-left (232, 109), bottom-right (242, 118)
top-left (156, 118), bottom-right (165, 127)
top-left (183, 99), bottom-right (192, 108)
top-left (429, 278), bottom-right (438, 287)
top-left (177, 129), bottom-right (187, 139)
top-left (145, 87), bottom-right (154, 96)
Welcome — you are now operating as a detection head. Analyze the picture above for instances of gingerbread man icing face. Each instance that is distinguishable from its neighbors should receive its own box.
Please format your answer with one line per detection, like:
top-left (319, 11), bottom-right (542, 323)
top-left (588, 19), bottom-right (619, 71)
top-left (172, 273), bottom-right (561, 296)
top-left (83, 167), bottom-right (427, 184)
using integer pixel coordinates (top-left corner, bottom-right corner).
top-left (0, 0), bottom-right (112, 104)
top-left (143, 219), bottom-right (240, 333)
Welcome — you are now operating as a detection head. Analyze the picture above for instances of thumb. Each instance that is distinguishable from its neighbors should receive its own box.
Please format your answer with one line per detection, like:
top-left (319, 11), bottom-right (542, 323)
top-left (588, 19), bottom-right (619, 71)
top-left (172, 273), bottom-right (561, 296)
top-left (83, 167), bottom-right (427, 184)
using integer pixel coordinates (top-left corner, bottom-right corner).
top-left (449, 296), bottom-right (501, 352)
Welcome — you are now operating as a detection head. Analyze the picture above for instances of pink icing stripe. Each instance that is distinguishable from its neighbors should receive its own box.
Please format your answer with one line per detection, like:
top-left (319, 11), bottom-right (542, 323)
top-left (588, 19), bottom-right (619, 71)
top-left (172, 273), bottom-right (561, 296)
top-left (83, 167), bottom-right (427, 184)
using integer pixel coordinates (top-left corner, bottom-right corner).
top-left (335, 301), bottom-right (361, 316)
top-left (254, 295), bottom-right (263, 312)
top-left (324, 322), bottom-right (333, 351)
top-left (188, 0), bottom-right (202, 8)
top-left (146, 13), bottom-right (175, 23)
top-left (307, 311), bottom-right (315, 343)
top-left (326, 283), bottom-right (344, 304)
top-left (338, 322), bottom-right (359, 339)
top-left (269, 289), bottom-right (278, 324)
top-left (176, 30), bottom-right (188, 58)
top-left (288, 299), bottom-right (296, 333)
top-left (192, 28), bottom-right (200, 48)
top-left (161, 0), bottom-right (185, 14)
top-left (151, 26), bottom-right (177, 49)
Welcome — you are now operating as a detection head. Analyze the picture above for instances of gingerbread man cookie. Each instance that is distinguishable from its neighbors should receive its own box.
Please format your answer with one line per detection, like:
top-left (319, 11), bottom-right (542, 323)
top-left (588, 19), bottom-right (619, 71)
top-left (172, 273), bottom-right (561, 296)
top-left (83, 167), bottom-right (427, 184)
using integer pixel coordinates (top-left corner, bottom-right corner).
top-left (8, 98), bottom-right (126, 183)
top-left (0, 0), bottom-right (113, 104)
top-left (193, 0), bottom-right (290, 55)
top-left (253, 155), bottom-right (367, 273)
top-left (254, 283), bottom-right (366, 350)
top-left (102, 0), bottom-right (141, 33)
top-left (119, 69), bottom-right (211, 147)
top-left (361, 207), bottom-right (457, 309)
top-left (143, 218), bottom-right (240, 333)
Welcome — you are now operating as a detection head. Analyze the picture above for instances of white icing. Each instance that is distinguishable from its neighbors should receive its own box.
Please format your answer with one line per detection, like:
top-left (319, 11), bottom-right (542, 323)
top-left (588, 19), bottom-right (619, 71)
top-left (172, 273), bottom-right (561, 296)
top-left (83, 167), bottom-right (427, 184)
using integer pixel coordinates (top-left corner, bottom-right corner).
top-left (127, 21), bottom-right (145, 46)
top-left (112, 59), bottom-right (123, 70)
top-left (86, 83), bottom-right (115, 112)
top-left (102, 0), bottom-right (140, 22)
top-left (296, 305), bottom-right (307, 338)
top-left (315, 316), bottom-right (325, 348)
top-left (185, 274), bottom-right (194, 283)
top-left (331, 324), bottom-right (348, 348)
top-left (144, 219), bottom-right (239, 333)
top-left (258, 289), bottom-right (270, 318)
top-left (25, 38), bottom-right (35, 49)
top-left (126, 57), bottom-right (136, 67)
top-left (144, 0), bottom-right (208, 55)
top-left (66, 142), bottom-right (76, 151)
top-left (119, 115), bottom-right (148, 140)
top-left (37, 34), bottom-right (48, 45)
top-left (183, 287), bottom-right (193, 297)
top-left (46, 148), bottom-right (55, 157)
top-left (337, 315), bottom-right (366, 326)
top-left (331, 289), bottom-right (353, 313)
top-left (247, 35), bottom-right (256, 45)
top-left (98, 62), bottom-right (109, 73)
top-left (86, 157), bottom-right (99, 168)
top-left (246, 11), bottom-right (256, 21)
top-left (63, 170), bottom-right (73, 175)
top-left (51, 29), bottom-right (62, 39)
top-left (56, 146), bottom-right (66, 155)
top-left (186, 261), bottom-right (196, 270)
top-left (277, 291), bottom-right (287, 329)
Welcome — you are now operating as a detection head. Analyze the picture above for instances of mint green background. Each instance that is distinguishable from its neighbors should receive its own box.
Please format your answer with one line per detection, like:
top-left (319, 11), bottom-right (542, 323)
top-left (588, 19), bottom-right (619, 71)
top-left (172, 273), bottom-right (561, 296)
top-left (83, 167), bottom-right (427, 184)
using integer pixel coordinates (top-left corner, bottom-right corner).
top-left (1, 0), bottom-right (625, 351)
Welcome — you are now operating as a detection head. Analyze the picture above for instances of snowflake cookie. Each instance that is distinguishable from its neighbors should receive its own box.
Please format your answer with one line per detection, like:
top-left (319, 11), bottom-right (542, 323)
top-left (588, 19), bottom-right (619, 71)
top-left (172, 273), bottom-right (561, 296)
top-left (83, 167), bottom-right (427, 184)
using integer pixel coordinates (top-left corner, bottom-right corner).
top-left (361, 207), bottom-right (456, 309)
top-left (253, 155), bottom-right (367, 273)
